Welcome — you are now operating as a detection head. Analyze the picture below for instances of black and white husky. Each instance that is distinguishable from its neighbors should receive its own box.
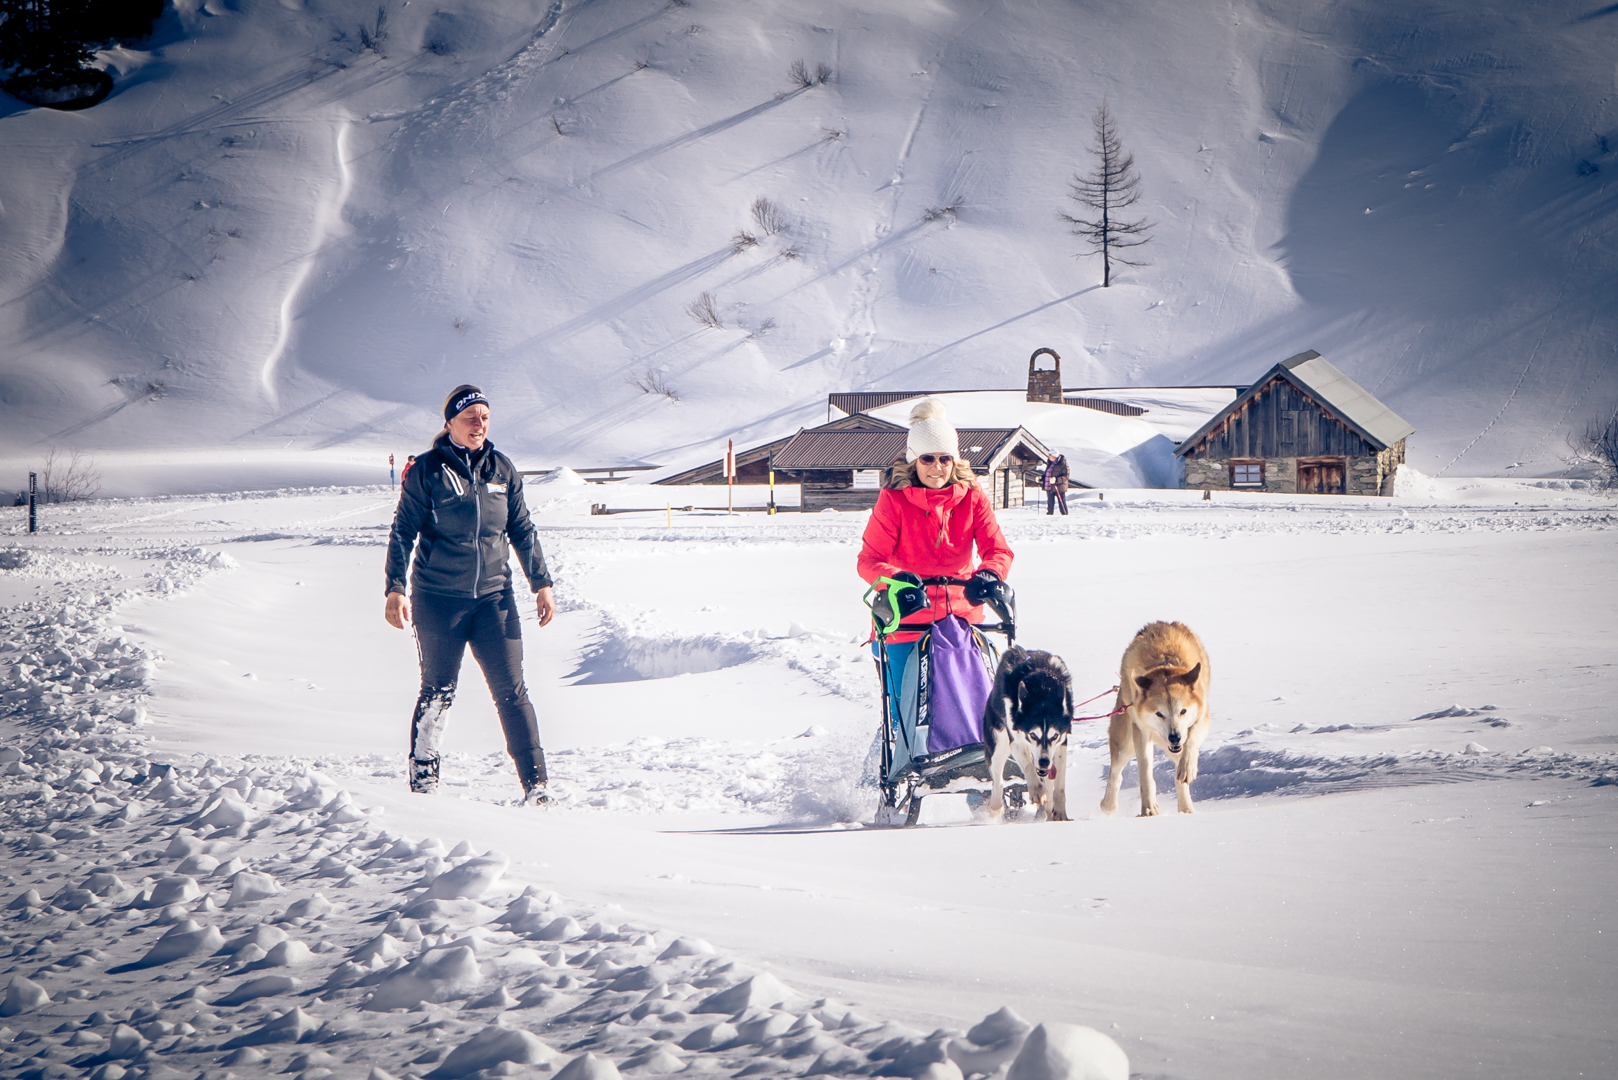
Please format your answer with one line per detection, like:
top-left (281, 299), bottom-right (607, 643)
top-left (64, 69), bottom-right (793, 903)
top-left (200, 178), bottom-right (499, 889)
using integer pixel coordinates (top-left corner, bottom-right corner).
top-left (983, 646), bottom-right (1074, 821)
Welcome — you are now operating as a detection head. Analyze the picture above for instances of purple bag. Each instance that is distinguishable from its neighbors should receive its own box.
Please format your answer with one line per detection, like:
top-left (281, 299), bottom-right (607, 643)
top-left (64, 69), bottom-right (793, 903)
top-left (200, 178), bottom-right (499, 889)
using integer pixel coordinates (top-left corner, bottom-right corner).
top-left (923, 615), bottom-right (994, 753)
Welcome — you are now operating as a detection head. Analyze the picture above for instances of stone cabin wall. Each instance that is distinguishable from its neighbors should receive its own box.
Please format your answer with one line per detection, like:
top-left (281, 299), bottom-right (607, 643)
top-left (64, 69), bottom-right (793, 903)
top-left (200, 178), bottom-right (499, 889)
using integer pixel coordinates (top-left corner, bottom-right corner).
top-left (1183, 439), bottom-right (1406, 496)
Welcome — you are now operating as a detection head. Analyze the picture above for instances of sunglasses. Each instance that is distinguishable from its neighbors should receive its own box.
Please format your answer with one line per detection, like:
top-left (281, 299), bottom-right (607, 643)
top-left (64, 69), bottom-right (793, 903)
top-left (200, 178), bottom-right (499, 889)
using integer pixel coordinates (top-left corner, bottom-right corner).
top-left (918, 454), bottom-right (954, 465)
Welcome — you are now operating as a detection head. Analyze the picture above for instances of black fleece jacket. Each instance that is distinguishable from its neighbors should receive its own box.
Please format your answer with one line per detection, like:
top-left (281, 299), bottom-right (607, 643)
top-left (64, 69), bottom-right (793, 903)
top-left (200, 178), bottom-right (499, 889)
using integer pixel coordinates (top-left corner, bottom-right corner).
top-left (385, 433), bottom-right (551, 598)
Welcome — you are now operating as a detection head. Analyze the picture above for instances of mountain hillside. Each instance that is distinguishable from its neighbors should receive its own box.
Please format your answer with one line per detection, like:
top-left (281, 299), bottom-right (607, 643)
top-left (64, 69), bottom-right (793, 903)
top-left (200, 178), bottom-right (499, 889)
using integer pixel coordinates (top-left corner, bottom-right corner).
top-left (1, 0), bottom-right (1613, 490)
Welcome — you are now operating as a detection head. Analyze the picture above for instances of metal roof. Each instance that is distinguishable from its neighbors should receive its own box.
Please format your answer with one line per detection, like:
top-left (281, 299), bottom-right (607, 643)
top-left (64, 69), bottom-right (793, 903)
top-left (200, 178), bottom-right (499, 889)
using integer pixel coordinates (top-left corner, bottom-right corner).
top-left (828, 391), bottom-right (944, 415)
top-left (1175, 350), bottom-right (1415, 456)
top-left (773, 430), bottom-right (910, 469)
top-left (653, 413), bottom-right (906, 485)
top-left (772, 427), bottom-right (1043, 470)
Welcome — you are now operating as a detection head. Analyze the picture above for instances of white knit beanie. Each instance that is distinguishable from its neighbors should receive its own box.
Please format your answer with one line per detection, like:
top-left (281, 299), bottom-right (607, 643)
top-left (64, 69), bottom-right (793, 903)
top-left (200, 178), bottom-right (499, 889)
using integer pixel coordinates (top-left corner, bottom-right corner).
top-left (905, 398), bottom-right (961, 462)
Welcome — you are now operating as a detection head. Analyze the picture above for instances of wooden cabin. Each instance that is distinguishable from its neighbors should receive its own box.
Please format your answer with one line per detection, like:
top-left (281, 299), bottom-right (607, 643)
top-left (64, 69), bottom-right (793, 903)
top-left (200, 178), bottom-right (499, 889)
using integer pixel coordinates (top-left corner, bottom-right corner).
top-left (772, 424), bottom-right (1051, 512)
top-left (1176, 351), bottom-right (1414, 496)
top-left (654, 413), bottom-right (903, 486)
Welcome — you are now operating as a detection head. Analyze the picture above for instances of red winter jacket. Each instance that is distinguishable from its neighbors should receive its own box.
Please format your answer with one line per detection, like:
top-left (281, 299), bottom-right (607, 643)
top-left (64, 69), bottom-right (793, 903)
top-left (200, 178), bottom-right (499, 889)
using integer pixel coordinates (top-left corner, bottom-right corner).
top-left (857, 480), bottom-right (1014, 641)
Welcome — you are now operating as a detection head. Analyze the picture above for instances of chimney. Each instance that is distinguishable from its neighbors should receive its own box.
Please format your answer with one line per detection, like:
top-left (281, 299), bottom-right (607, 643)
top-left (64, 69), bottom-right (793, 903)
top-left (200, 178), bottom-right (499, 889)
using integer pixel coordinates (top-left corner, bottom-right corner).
top-left (1027, 347), bottom-right (1063, 404)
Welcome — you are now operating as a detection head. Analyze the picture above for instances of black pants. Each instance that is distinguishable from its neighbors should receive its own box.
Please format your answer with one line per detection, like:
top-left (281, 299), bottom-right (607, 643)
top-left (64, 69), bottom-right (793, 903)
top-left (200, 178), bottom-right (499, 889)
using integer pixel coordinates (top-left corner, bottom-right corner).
top-left (410, 587), bottom-right (546, 786)
top-left (1046, 488), bottom-right (1068, 515)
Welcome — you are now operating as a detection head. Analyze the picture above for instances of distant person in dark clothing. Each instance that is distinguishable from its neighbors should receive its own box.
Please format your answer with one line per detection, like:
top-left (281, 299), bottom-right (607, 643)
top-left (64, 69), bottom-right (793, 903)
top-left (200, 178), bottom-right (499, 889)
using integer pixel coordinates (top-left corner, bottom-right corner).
top-left (1042, 454), bottom-right (1070, 515)
top-left (12, 493), bottom-right (24, 507)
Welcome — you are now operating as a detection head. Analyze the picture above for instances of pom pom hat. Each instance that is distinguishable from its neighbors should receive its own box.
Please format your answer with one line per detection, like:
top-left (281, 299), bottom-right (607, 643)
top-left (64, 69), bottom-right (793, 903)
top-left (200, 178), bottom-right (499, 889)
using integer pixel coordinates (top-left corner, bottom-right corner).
top-left (905, 397), bottom-right (961, 462)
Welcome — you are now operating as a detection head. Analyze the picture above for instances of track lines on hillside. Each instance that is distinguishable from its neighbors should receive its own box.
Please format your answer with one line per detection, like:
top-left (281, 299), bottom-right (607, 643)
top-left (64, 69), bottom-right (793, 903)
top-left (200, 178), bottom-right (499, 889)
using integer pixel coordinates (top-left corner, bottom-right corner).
top-left (885, 286), bottom-right (1101, 383)
top-left (0, 197), bottom-right (215, 349)
top-left (544, 3), bottom-right (673, 67)
top-left (312, 405), bottom-right (417, 450)
top-left (85, 51), bottom-right (414, 170)
top-left (724, 133), bottom-right (837, 185)
top-left (232, 391), bottom-right (347, 442)
top-left (46, 385), bottom-right (161, 443)
top-left (526, 338), bottom-right (759, 460)
top-left (763, 214), bottom-right (941, 304)
top-left (505, 246), bottom-right (734, 353)
top-left (587, 87), bottom-right (812, 183)
top-left (1439, 225), bottom-right (1594, 476)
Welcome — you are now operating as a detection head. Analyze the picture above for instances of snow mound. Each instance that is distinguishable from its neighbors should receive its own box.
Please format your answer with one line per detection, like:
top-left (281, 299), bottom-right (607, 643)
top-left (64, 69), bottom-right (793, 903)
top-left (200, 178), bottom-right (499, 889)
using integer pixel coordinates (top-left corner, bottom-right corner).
top-left (536, 467), bottom-right (591, 487)
top-left (1393, 464), bottom-right (1443, 501)
top-left (1006, 1023), bottom-right (1128, 1080)
top-left (555, 1052), bottom-right (625, 1080)
top-left (696, 973), bottom-right (798, 1014)
top-left (363, 945), bottom-right (483, 1010)
top-left (427, 1024), bottom-right (563, 1079)
top-left (421, 850), bottom-right (510, 900)
top-left (0, 977), bottom-right (50, 1017)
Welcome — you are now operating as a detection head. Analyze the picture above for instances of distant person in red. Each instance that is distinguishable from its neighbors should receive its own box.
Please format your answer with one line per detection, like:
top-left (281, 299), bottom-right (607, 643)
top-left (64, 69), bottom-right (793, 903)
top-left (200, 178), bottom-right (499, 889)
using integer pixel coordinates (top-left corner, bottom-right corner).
top-left (400, 455), bottom-right (416, 483)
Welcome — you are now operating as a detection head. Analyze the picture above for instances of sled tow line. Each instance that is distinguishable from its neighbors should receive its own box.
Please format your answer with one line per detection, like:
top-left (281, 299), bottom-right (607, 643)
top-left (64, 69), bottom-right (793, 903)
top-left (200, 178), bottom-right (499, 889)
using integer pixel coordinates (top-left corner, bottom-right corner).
top-left (1073, 684), bottom-right (1125, 723)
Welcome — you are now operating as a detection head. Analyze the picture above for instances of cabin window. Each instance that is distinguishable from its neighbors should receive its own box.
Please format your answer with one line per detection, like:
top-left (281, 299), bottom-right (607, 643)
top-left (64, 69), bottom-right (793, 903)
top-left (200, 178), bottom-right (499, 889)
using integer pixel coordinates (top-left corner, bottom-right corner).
top-left (1230, 461), bottom-right (1263, 487)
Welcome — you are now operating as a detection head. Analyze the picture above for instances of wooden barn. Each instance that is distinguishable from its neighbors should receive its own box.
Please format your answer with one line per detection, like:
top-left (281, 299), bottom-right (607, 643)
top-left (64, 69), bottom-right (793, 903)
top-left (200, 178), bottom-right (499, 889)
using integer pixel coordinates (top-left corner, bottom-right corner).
top-left (772, 424), bottom-right (1051, 512)
top-left (1176, 350), bottom-right (1414, 496)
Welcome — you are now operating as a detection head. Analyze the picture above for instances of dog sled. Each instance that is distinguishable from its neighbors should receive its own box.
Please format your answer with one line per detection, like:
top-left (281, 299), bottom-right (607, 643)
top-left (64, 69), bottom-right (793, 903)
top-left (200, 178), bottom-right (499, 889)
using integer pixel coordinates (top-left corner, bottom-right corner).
top-left (865, 575), bottom-right (1024, 827)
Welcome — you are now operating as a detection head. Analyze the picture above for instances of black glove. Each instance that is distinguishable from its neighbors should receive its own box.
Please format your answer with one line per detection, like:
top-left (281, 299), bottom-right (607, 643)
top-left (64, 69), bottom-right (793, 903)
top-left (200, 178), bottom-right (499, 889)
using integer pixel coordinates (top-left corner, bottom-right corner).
top-left (965, 569), bottom-right (1015, 624)
top-left (963, 569), bottom-right (1001, 605)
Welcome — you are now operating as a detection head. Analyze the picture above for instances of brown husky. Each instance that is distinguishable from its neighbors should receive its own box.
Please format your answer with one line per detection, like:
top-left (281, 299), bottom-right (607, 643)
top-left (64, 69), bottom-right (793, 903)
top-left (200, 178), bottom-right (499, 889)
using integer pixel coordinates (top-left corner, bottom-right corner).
top-left (1100, 621), bottom-right (1212, 816)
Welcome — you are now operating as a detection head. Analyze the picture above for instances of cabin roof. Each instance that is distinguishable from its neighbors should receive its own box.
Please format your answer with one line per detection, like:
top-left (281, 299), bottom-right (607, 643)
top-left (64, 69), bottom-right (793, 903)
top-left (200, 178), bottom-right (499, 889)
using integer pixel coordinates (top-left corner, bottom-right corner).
top-left (1175, 351), bottom-right (1415, 456)
top-left (653, 413), bottom-right (904, 485)
top-left (773, 426), bottom-right (1046, 470)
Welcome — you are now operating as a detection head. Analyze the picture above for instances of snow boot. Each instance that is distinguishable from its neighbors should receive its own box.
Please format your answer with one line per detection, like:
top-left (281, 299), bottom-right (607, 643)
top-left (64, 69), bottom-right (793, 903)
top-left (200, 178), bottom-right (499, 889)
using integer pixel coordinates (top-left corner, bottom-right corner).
top-left (410, 755), bottom-right (440, 794)
top-left (518, 752), bottom-right (548, 806)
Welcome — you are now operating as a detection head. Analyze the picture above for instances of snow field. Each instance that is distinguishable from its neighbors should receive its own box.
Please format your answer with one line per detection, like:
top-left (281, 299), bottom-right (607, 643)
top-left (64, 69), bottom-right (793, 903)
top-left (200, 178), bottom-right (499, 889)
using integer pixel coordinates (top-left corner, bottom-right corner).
top-left (0, 735), bottom-right (1124, 1080)
top-left (0, 531), bottom-right (1128, 1080)
top-left (0, 484), bottom-right (1616, 1079)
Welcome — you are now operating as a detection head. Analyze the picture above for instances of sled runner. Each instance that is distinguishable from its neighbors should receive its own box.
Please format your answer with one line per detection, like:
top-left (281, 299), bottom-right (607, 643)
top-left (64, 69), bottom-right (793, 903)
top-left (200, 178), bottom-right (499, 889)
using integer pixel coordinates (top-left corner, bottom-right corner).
top-left (866, 576), bottom-right (1025, 826)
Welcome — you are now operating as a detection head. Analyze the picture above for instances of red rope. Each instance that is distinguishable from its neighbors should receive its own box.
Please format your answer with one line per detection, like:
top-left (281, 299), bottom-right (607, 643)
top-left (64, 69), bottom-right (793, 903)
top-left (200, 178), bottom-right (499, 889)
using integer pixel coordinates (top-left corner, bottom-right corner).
top-left (1073, 683), bottom-right (1123, 723)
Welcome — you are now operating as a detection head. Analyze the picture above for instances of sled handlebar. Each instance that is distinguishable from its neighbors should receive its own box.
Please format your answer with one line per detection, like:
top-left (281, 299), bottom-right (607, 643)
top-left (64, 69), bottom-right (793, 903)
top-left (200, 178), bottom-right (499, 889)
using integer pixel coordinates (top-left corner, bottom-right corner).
top-left (902, 576), bottom-right (1016, 642)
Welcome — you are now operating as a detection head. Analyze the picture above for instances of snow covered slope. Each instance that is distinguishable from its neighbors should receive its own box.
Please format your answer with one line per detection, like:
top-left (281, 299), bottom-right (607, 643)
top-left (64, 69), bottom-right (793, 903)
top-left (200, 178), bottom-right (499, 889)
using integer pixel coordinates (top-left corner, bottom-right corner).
top-left (1, 0), bottom-right (1614, 486)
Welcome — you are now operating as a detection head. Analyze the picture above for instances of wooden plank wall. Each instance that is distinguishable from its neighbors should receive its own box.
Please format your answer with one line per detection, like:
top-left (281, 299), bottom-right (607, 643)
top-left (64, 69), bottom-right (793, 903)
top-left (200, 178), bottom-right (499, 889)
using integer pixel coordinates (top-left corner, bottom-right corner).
top-left (802, 472), bottom-right (1026, 511)
top-left (801, 475), bottom-right (882, 512)
top-left (1190, 377), bottom-right (1376, 459)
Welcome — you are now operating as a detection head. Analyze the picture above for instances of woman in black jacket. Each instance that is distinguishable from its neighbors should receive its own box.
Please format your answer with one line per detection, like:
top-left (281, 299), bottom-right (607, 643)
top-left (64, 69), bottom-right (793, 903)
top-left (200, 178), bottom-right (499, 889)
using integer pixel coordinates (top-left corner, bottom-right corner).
top-left (385, 385), bottom-right (556, 804)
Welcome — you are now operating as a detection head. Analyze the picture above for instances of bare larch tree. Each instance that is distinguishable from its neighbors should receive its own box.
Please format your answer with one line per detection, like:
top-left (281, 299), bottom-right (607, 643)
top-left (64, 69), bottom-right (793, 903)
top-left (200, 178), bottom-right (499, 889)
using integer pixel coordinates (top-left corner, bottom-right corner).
top-left (1061, 101), bottom-right (1152, 287)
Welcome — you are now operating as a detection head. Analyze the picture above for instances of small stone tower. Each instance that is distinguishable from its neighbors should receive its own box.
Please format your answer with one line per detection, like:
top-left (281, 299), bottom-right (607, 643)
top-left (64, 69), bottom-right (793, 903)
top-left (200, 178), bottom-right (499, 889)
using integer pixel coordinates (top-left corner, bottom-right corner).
top-left (1027, 348), bottom-right (1063, 404)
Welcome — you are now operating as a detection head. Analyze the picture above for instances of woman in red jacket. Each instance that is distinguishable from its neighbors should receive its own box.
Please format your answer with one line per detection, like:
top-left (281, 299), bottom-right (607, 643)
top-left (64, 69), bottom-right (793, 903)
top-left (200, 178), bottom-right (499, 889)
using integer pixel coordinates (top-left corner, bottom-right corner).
top-left (858, 398), bottom-right (1014, 763)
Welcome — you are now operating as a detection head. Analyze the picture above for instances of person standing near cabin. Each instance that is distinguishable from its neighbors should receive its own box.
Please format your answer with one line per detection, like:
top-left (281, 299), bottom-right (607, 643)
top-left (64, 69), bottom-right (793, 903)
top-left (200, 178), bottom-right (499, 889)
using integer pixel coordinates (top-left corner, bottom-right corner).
top-left (858, 399), bottom-right (1014, 752)
top-left (1042, 453), bottom-right (1070, 515)
top-left (384, 385), bottom-right (556, 805)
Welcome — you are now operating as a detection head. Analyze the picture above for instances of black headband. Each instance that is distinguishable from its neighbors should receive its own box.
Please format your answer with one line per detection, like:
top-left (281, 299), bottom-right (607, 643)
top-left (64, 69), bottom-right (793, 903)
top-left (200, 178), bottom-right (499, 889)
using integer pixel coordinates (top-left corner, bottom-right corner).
top-left (445, 388), bottom-right (488, 423)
